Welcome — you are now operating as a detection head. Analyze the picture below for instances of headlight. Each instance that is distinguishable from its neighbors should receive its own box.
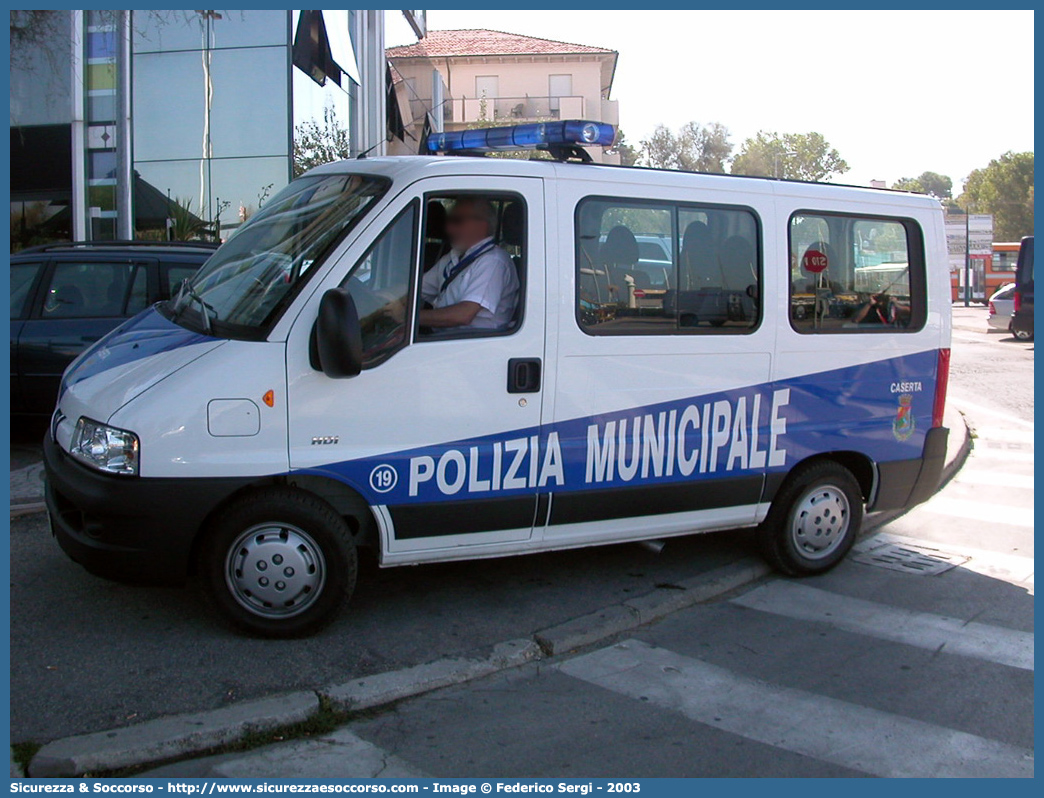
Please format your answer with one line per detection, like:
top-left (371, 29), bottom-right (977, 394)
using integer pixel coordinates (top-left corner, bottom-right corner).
top-left (70, 417), bottom-right (139, 476)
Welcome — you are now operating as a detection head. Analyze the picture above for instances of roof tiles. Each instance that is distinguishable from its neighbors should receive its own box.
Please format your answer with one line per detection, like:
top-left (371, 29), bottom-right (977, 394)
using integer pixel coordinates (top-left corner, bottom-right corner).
top-left (386, 28), bottom-right (614, 59)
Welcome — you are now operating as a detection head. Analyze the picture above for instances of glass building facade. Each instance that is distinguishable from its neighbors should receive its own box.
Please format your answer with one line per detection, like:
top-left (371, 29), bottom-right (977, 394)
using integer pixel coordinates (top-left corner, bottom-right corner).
top-left (132, 10), bottom-right (292, 239)
top-left (10, 9), bottom-right (383, 249)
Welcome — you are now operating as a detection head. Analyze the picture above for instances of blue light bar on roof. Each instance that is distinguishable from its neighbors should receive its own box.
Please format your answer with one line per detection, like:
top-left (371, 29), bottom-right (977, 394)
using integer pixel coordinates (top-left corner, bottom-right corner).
top-left (425, 120), bottom-right (616, 154)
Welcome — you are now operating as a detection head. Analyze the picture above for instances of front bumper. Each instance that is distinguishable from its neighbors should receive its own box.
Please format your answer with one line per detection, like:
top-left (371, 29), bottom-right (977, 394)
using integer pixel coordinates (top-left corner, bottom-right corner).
top-left (43, 433), bottom-right (256, 583)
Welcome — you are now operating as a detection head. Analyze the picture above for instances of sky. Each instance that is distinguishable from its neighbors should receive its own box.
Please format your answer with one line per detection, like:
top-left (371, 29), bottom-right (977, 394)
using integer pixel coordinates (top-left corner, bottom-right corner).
top-left (385, 9), bottom-right (1034, 191)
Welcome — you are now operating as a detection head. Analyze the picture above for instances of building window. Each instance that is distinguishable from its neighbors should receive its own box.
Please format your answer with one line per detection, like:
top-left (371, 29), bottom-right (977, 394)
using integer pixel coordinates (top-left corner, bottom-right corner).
top-left (789, 212), bottom-right (926, 333)
top-left (475, 75), bottom-right (499, 99)
top-left (548, 74), bottom-right (572, 116)
top-left (576, 197), bottom-right (761, 335)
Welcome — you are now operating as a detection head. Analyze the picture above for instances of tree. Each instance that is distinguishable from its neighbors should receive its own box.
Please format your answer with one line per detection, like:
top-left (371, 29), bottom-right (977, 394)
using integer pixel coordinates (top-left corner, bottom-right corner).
top-left (731, 131), bottom-right (849, 182)
top-left (892, 171), bottom-right (953, 199)
top-left (957, 151), bottom-right (1034, 241)
top-left (639, 121), bottom-right (733, 173)
top-left (612, 129), bottom-right (640, 167)
top-left (292, 106), bottom-right (351, 177)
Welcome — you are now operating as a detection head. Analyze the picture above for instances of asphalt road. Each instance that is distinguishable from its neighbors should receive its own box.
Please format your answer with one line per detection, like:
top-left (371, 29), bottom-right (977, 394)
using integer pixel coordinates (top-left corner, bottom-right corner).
top-left (10, 305), bottom-right (1032, 748)
top-left (156, 304), bottom-right (1035, 778)
top-left (10, 499), bottom-right (749, 743)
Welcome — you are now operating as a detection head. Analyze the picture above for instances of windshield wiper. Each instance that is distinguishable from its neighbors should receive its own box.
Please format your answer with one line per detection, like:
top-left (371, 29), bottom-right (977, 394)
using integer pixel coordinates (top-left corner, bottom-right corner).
top-left (173, 278), bottom-right (217, 335)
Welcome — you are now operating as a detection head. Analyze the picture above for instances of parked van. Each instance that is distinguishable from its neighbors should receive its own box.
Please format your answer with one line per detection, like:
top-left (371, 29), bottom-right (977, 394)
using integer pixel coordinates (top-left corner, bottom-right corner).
top-left (44, 122), bottom-right (952, 637)
top-left (1010, 235), bottom-right (1033, 340)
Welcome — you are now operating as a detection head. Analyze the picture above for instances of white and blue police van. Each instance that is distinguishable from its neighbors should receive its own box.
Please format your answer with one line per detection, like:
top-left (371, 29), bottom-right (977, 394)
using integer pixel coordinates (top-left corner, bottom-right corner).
top-left (44, 121), bottom-right (952, 636)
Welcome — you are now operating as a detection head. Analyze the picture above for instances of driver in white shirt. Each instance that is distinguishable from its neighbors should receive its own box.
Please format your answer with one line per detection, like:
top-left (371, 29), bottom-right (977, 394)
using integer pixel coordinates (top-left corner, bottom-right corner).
top-left (418, 198), bottom-right (519, 331)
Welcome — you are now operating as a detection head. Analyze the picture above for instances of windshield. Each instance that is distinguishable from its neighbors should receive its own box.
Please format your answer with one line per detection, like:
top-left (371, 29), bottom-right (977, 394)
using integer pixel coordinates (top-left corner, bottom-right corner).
top-left (167, 172), bottom-right (388, 336)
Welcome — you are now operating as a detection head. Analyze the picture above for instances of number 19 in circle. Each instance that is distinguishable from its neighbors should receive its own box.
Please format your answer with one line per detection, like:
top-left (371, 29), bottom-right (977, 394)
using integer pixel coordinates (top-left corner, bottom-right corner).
top-left (369, 464), bottom-right (398, 493)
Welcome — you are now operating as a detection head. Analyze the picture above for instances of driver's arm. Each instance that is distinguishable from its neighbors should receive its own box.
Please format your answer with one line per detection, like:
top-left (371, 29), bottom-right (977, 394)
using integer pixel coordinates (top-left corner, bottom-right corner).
top-left (418, 302), bottom-right (482, 328)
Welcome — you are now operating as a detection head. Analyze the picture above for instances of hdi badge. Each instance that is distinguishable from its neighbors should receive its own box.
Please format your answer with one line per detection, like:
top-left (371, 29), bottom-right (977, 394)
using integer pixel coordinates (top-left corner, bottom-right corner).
top-left (893, 393), bottom-right (915, 441)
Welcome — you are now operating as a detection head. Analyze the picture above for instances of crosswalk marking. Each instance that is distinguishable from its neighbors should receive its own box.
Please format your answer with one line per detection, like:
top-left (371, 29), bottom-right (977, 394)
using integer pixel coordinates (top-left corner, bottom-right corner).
top-left (947, 396), bottom-right (1034, 429)
top-left (972, 426), bottom-right (1035, 445)
top-left (969, 448), bottom-right (1035, 463)
top-left (731, 581), bottom-right (1033, 671)
top-left (855, 532), bottom-right (1034, 586)
top-left (559, 639), bottom-right (1033, 778)
top-left (918, 496), bottom-right (1034, 528)
top-left (955, 469), bottom-right (1035, 490)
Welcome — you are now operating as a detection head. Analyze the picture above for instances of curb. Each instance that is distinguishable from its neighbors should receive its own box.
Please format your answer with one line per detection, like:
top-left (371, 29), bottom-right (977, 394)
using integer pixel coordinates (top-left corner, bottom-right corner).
top-left (534, 559), bottom-right (770, 656)
top-left (29, 692), bottom-right (319, 778)
top-left (321, 638), bottom-right (540, 712)
top-left (11, 501), bottom-right (46, 518)
top-left (24, 409), bottom-right (973, 778)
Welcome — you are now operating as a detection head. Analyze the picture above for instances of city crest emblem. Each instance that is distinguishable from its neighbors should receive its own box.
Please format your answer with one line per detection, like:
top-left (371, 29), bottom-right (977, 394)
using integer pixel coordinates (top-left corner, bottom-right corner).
top-left (893, 393), bottom-right (915, 441)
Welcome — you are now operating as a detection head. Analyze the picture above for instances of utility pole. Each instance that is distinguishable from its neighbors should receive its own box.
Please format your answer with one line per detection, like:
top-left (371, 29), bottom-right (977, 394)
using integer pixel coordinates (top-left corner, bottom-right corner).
top-left (964, 210), bottom-right (970, 307)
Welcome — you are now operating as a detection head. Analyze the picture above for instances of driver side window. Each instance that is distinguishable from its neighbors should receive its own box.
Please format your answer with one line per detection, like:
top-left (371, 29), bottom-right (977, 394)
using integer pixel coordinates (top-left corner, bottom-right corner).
top-left (341, 203), bottom-right (417, 367)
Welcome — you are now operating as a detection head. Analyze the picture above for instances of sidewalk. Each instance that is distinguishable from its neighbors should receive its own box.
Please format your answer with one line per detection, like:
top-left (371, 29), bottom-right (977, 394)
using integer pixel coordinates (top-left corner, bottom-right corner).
top-left (10, 459), bottom-right (45, 517)
top-left (18, 404), bottom-right (971, 778)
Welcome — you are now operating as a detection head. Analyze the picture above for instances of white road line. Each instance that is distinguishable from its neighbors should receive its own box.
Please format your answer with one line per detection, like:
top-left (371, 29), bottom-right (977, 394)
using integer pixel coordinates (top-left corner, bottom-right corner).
top-left (955, 469), bottom-right (1035, 490)
top-left (918, 496), bottom-right (1034, 528)
top-left (948, 396), bottom-right (1034, 429)
top-left (856, 532), bottom-right (1034, 585)
top-left (731, 581), bottom-right (1033, 671)
top-left (972, 426), bottom-right (1035, 444)
top-left (969, 448), bottom-right (1036, 464)
top-left (559, 640), bottom-right (1033, 778)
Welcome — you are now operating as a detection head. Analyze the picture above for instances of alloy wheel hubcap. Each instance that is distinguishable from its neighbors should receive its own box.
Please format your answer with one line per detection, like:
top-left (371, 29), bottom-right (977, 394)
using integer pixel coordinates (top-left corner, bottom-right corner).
top-left (225, 523), bottom-right (326, 618)
top-left (789, 485), bottom-right (850, 560)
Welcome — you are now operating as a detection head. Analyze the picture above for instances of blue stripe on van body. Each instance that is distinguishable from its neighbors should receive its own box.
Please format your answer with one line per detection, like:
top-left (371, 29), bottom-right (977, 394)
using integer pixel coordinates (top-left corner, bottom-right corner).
top-left (60, 307), bottom-right (215, 397)
top-left (298, 349), bottom-right (940, 509)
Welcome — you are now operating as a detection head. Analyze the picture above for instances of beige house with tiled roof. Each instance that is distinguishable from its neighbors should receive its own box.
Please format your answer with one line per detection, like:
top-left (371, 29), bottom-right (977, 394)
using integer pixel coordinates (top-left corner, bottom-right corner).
top-left (388, 29), bottom-right (620, 163)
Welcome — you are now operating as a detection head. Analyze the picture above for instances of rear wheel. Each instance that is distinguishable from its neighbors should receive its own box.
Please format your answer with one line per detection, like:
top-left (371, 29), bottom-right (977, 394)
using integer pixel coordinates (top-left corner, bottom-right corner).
top-left (200, 488), bottom-right (357, 637)
top-left (1013, 326), bottom-right (1033, 341)
top-left (757, 461), bottom-right (863, 576)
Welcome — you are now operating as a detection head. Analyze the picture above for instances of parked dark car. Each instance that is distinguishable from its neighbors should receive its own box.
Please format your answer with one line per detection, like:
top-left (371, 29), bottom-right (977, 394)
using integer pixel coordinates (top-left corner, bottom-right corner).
top-left (10, 240), bottom-right (219, 415)
top-left (1010, 235), bottom-right (1033, 341)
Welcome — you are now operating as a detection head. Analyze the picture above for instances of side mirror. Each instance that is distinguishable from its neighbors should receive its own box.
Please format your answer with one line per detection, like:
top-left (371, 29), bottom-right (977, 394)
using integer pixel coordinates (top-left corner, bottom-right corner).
top-left (310, 288), bottom-right (363, 378)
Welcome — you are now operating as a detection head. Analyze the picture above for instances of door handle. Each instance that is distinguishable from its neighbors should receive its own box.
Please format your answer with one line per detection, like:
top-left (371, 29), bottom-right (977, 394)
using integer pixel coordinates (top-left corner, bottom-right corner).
top-left (507, 358), bottom-right (541, 394)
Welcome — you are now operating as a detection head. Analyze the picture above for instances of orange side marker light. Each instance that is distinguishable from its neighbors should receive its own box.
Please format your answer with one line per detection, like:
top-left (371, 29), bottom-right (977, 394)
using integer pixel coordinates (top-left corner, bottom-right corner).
top-left (262, 390), bottom-right (275, 408)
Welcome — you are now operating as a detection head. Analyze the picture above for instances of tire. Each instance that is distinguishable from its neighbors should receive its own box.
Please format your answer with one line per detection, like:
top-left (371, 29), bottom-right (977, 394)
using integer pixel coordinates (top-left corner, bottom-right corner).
top-left (757, 461), bottom-right (863, 577)
top-left (199, 488), bottom-right (358, 638)
top-left (1013, 328), bottom-right (1033, 341)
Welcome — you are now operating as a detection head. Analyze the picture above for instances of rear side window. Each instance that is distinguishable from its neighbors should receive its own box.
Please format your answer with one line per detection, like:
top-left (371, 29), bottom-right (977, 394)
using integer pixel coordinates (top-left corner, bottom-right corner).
top-left (42, 262), bottom-right (147, 319)
top-left (789, 212), bottom-right (926, 333)
top-left (576, 197), bottom-right (761, 335)
top-left (10, 262), bottom-right (41, 319)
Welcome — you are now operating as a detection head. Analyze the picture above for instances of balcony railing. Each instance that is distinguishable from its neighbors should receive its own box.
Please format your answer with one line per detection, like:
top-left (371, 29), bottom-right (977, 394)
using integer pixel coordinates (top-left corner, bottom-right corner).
top-left (407, 97), bottom-right (455, 124)
top-left (455, 95), bottom-right (586, 124)
top-left (404, 95), bottom-right (594, 129)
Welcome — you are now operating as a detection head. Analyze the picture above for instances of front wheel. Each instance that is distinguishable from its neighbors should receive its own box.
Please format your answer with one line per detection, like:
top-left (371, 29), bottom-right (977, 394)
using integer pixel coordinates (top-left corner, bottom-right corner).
top-left (1012, 327), bottom-right (1033, 341)
top-left (757, 462), bottom-right (863, 576)
top-left (200, 488), bottom-right (358, 637)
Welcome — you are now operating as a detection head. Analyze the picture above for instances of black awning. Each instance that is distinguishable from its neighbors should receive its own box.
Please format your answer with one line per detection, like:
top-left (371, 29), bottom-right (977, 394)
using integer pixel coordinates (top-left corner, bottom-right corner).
top-left (292, 10), bottom-right (342, 88)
